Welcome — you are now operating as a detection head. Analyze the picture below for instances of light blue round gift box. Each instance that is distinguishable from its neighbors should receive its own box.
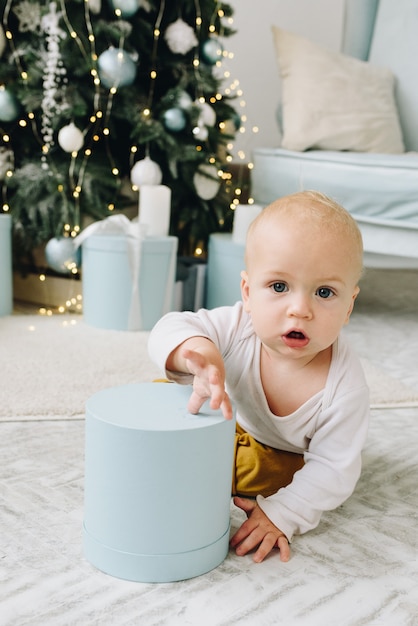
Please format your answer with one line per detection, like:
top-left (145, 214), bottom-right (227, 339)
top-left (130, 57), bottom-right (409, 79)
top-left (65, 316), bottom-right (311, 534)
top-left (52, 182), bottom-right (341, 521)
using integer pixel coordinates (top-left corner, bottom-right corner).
top-left (83, 383), bottom-right (236, 583)
top-left (0, 214), bottom-right (13, 317)
top-left (205, 233), bottom-right (244, 309)
top-left (82, 234), bottom-right (178, 331)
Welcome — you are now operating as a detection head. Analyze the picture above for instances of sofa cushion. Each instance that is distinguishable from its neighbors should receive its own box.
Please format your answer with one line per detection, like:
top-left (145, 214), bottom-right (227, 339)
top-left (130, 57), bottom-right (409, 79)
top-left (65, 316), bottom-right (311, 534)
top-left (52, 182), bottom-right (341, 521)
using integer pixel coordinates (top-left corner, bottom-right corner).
top-left (252, 147), bottom-right (418, 223)
top-left (251, 147), bottom-right (418, 266)
top-left (272, 26), bottom-right (405, 154)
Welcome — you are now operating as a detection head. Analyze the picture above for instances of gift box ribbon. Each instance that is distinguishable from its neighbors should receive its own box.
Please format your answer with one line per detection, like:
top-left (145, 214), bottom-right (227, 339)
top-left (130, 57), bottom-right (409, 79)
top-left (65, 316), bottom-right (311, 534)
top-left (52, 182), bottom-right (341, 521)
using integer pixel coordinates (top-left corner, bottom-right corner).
top-left (75, 215), bottom-right (176, 331)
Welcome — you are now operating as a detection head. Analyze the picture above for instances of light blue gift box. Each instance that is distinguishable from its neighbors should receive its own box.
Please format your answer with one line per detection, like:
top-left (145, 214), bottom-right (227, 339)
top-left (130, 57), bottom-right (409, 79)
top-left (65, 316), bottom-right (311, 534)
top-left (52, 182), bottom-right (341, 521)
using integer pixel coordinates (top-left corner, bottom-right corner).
top-left (205, 233), bottom-right (244, 309)
top-left (83, 383), bottom-right (236, 583)
top-left (0, 214), bottom-right (13, 317)
top-left (82, 234), bottom-right (178, 331)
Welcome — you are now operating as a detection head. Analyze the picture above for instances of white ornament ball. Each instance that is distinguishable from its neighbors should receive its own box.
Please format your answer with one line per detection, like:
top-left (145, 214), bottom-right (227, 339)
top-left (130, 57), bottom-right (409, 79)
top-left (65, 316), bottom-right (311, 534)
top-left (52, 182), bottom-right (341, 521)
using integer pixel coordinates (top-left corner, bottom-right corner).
top-left (192, 125), bottom-right (209, 141)
top-left (88, 0), bottom-right (101, 13)
top-left (177, 90), bottom-right (193, 111)
top-left (98, 47), bottom-right (137, 89)
top-left (196, 101), bottom-right (216, 127)
top-left (131, 157), bottom-right (162, 187)
top-left (58, 123), bottom-right (84, 153)
top-left (45, 237), bottom-right (81, 274)
top-left (164, 18), bottom-right (198, 55)
top-left (193, 164), bottom-right (221, 200)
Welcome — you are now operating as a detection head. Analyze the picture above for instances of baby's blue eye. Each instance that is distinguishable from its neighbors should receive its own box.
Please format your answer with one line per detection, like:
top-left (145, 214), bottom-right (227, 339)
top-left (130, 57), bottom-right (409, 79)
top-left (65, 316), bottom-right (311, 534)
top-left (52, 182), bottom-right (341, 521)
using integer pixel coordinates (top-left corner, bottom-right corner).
top-left (317, 287), bottom-right (334, 299)
top-left (272, 282), bottom-right (287, 293)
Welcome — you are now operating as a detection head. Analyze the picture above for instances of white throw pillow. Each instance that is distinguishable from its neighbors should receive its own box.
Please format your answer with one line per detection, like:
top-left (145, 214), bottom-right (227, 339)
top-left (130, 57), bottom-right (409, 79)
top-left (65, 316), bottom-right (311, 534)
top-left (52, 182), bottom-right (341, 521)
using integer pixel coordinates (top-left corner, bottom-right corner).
top-left (272, 26), bottom-right (405, 153)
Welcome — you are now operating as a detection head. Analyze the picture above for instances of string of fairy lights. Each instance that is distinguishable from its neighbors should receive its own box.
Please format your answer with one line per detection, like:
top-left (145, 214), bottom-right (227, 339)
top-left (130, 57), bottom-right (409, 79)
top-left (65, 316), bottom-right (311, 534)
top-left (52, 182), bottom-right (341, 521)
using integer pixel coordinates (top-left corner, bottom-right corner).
top-left (1, 0), bottom-right (259, 316)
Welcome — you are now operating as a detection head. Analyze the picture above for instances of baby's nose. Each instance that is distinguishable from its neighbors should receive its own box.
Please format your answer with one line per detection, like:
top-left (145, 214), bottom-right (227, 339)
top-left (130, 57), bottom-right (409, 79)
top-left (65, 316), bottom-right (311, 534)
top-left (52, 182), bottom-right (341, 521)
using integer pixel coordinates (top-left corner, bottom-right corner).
top-left (287, 293), bottom-right (313, 318)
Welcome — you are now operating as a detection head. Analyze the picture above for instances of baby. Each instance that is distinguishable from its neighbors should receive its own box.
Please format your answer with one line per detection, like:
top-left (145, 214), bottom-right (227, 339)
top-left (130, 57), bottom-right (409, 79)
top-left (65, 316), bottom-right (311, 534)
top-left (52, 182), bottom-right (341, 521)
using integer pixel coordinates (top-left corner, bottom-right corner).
top-left (148, 190), bottom-right (370, 563)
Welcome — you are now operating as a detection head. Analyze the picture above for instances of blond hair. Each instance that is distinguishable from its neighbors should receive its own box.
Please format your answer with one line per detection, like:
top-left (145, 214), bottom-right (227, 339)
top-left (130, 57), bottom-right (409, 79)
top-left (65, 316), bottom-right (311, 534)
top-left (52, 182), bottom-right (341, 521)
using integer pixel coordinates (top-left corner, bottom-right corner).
top-left (246, 190), bottom-right (364, 280)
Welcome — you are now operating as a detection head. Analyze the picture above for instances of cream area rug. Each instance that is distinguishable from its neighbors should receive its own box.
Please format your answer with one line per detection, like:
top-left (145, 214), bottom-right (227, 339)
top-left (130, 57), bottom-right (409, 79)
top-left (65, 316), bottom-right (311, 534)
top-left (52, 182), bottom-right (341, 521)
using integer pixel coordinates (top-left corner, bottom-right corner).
top-left (1, 314), bottom-right (418, 421)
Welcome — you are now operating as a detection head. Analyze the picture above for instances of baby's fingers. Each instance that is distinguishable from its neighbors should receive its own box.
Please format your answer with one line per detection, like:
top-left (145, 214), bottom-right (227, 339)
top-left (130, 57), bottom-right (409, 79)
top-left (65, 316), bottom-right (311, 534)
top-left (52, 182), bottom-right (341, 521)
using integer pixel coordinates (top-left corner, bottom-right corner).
top-left (188, 383), bottom-right (233, 421)
top-left (219, 394), bottom-right (234, 420)
top-left (187, 389), bottom-right (208, 415)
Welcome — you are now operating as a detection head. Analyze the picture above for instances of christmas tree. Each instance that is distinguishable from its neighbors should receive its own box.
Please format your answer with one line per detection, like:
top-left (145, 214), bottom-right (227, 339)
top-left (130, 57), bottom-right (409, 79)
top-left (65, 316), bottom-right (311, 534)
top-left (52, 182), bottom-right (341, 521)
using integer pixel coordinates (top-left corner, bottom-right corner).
top-left (0, 0), bottom-right (239, 272)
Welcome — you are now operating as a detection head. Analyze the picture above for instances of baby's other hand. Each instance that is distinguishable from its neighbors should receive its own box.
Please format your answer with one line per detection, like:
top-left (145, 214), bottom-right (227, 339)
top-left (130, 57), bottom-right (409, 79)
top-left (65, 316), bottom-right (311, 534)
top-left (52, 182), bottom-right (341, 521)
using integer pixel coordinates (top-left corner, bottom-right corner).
top-left (230, 496), bottom-right (290, 563)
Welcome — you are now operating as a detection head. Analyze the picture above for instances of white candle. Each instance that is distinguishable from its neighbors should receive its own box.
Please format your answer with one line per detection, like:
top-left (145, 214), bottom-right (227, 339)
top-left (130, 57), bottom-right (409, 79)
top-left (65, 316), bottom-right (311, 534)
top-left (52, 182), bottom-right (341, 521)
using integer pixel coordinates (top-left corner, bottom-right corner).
top-left (139, 185), bottom-right (171, 237)
top-left (232, 204), bottom-right (263, 243)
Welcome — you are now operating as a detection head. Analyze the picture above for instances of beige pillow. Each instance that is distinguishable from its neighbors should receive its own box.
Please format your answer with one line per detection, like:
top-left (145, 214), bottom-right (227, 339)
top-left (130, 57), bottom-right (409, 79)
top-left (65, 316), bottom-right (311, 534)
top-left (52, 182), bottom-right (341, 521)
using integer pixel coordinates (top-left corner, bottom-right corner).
top-left (272, 26), bottom-right (405, 153)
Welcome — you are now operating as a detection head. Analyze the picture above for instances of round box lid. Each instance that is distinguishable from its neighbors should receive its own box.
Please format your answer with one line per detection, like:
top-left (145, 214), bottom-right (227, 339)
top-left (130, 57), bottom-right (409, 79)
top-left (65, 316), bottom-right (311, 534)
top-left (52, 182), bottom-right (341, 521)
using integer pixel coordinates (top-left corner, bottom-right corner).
top-left (86, 382), bottom-right (228, 431)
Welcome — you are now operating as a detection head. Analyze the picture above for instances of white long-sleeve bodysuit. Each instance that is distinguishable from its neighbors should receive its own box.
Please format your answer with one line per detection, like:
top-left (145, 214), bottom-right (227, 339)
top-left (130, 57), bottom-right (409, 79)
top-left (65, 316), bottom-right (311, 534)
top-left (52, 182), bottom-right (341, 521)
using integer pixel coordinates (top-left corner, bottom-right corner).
top-left (148, 302), bottom-right (370, 541)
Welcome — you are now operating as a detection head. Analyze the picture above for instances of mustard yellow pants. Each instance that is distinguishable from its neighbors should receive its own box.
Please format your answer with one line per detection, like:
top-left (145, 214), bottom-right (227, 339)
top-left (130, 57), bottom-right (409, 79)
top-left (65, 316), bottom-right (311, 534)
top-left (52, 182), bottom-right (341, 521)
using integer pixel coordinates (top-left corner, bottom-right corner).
top-left (232, 423), bottom-right (304, 498)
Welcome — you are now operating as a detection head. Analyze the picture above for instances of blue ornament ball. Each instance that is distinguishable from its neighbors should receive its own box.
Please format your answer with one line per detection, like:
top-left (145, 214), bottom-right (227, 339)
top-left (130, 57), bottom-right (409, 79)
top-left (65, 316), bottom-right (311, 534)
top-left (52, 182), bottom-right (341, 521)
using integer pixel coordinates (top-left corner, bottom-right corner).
top-left (98, 48), bottom-right (137, 89)
top-left (163, 107), bottom-right (187, 132)
top-left (201, 38), bottom-right (223, 65)
top-left (0, 87), bottom-right (20, 122)
top-left (231, 112), bottom-right (242, 131)
top-left (109, 0), bottom-right (140, 18)
top-left (45, 237), bottom-right (81, 274)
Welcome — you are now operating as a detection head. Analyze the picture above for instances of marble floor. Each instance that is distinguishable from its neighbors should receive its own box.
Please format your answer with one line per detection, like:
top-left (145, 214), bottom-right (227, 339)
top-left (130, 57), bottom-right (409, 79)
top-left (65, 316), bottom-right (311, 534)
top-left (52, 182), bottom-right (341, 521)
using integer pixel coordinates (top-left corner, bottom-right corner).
top-left (1, 269), bottom-right (418, 625)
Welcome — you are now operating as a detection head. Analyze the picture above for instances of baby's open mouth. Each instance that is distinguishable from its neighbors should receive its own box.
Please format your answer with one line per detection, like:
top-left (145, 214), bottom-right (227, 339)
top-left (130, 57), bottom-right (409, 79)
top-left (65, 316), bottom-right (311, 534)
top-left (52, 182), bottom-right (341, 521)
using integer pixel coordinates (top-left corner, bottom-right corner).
top-left (282, 330), bottom-right (309, 348)
top-left (287, 330), bottom-right (306, 339)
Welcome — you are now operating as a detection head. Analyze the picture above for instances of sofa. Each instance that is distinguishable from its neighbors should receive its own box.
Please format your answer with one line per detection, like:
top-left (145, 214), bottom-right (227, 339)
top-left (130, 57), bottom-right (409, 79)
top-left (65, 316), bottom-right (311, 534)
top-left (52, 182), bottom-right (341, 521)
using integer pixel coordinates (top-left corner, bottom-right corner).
top-left (251, 0), bottom-right (418, 269)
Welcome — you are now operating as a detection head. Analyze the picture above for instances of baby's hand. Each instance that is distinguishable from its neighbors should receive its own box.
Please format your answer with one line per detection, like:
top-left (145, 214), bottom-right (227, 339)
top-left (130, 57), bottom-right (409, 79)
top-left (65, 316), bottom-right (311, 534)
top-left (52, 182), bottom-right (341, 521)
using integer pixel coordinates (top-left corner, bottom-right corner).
top-left (182, 347), bottom-right (233, 420)
top-left (230, 497), bottom-right (290, 563)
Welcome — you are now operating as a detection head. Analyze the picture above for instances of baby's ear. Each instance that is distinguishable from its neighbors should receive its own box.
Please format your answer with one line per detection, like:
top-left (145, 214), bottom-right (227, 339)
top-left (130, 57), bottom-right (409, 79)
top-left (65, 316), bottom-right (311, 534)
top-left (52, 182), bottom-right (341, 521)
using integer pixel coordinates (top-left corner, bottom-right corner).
top-left (240, 270), bottom-right (251, 311)
top-left (345, 285), bottom-right (360, 324)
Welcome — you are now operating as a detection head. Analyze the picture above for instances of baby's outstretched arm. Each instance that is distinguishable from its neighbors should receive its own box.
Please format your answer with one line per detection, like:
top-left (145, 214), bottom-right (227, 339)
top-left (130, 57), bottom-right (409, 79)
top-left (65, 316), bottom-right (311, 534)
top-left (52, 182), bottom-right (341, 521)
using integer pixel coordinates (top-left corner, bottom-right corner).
top-left (166, 337), bottom-right (233, 420)
top-left (231, 497), bottom-right (291, 562)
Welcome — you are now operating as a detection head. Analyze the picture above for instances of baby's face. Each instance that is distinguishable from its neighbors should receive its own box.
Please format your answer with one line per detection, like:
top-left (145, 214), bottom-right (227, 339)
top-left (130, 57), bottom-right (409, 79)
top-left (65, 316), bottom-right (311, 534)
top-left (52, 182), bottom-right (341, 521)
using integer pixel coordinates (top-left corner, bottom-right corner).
top-left (241, 213), bottom-right (360, 362)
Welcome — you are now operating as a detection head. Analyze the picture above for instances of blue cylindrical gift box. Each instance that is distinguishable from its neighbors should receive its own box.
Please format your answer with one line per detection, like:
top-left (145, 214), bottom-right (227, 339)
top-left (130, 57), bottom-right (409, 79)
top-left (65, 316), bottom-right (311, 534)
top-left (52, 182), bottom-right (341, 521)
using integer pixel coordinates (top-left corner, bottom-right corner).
top-left (83, 383), bottom-right (236, 583)
top-left (82, 234), bottom-right (178, 331)
top-left (0, 214), bottom-right (13, 317)
top-left (205, 233), bottom-right (244, 309)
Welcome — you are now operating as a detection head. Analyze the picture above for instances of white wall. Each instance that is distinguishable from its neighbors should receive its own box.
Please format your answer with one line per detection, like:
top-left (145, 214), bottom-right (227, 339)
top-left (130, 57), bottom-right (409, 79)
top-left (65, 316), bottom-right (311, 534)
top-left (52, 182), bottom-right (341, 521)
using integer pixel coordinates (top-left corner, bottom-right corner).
top-left (223, 0), bottom-right (346, 160)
